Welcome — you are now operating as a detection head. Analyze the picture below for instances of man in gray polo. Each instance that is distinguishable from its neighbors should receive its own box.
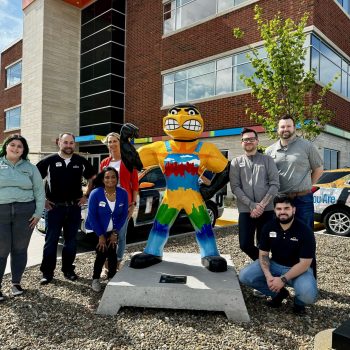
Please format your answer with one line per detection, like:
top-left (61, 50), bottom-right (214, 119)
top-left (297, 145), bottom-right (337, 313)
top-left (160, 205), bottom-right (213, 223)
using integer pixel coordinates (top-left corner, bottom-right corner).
top-left (265, 115), bottom-right (323, 229)
top-left (230, 128), bottom-right (279, 261)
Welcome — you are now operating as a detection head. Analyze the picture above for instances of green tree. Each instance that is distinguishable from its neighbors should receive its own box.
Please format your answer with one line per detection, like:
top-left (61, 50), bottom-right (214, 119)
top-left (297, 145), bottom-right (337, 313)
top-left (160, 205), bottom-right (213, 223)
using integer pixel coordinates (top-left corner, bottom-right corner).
top-left (233, 5), bottom-right (336, 140)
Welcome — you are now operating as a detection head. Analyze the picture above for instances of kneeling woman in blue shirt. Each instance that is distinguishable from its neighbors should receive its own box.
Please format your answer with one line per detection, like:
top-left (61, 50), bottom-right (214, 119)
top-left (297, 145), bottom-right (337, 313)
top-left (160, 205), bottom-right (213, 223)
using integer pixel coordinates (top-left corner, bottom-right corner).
top-left (86, 167), bottom-right (128, 292)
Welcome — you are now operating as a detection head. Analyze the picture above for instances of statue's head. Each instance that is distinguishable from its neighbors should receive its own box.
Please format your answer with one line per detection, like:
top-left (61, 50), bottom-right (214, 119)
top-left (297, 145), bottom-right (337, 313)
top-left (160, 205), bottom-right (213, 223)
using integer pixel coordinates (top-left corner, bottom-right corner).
top-left (163, 103), bottom-right (204, 140)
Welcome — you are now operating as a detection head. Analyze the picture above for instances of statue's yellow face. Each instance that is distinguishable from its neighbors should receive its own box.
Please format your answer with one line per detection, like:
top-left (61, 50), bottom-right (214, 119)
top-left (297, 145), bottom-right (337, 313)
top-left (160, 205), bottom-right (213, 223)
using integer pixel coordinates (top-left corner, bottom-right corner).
top-left (163, 105), bottom-right (204, 140)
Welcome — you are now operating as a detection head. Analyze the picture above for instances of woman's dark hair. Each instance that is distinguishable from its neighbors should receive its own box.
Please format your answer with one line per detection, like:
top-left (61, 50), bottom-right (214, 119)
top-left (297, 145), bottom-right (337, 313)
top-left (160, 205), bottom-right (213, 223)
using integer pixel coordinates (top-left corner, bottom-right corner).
top-left (93, 166), bottom-right (119, 188)
top-left (0, 134), bottom-right (29, 160)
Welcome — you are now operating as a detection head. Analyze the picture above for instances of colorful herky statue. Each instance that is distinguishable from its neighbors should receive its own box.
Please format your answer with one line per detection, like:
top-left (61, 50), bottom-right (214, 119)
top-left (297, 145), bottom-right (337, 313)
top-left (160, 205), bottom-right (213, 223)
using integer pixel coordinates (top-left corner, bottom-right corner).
top-left (121, 103), bottom-right (230, 272)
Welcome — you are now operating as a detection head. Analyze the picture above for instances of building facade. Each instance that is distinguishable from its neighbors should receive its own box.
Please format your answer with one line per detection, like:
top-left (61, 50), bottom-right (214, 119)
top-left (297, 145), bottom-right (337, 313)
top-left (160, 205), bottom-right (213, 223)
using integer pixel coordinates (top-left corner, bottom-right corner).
top-left (1, 0), bottom-right (350, 169)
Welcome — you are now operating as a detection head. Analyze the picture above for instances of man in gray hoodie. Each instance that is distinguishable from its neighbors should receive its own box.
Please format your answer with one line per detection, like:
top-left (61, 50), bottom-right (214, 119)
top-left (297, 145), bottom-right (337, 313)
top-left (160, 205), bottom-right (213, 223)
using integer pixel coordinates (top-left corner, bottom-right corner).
top-left (230, 128), bottom-right (279, 261)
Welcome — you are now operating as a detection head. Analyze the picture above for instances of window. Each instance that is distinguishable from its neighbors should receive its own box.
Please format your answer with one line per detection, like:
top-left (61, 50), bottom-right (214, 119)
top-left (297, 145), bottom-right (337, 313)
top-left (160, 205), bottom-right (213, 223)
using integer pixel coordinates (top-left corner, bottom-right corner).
top-left (310, 34), bottom-right (350, 98)
top-left (324, 148), bottom-right (339, 170)
top-left (163, 0), bottom-right (251, 34)
top-left (6, 61), bottom-right (22, 88)
top-left (5, 106), bottom-right (21, 130)
top-left (336, 0), bottom-right (350, 15)
top-left (162, 49), bottom-right (257, 106)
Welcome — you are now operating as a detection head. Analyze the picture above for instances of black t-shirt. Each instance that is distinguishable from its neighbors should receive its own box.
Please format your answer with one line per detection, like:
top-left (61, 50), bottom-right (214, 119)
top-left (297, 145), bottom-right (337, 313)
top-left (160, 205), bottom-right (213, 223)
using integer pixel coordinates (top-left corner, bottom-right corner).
top-left (259, 218), bottom-right (316, 267)
top-left (36, 153), bottom-right (96, 202)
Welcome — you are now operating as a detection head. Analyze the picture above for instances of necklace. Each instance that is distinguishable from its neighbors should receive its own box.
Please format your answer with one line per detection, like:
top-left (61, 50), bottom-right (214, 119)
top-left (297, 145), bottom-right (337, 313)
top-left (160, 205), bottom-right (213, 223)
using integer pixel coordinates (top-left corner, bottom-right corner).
top-left (104, 189), bottom-right (116, 198)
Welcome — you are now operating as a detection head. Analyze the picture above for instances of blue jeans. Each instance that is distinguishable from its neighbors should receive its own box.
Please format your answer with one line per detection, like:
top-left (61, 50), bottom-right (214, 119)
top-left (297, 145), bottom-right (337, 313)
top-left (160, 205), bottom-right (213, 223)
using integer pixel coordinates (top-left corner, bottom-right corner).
top-left (238, 211), bottom-right (274, 261)
top-left (40, 204), bottom-right (81, 277)
top-left (293, 193), bottom-right (314, 230)
top-left (239, 260), bottom-right (318, 306)
top-left (116, 218), bottom-right (128, 261)
top-left (0, 201), bottom-right (36, 288)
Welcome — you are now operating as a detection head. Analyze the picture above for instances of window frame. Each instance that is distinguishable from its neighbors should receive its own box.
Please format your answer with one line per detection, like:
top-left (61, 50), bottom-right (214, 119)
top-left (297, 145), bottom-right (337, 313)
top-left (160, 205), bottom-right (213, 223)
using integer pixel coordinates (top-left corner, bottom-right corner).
top-left (4, 105), bottom-right (21, 131)
top-left (5, 60), bottom-right (22, 89)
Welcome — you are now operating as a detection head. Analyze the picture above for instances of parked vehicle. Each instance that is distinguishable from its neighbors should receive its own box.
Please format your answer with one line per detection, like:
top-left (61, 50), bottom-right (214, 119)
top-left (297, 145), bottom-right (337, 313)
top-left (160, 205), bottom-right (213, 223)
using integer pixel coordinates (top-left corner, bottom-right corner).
top-left (313, 168), bottom-right (350, 236)
top-left (37, 166), bottom-right (226, 238)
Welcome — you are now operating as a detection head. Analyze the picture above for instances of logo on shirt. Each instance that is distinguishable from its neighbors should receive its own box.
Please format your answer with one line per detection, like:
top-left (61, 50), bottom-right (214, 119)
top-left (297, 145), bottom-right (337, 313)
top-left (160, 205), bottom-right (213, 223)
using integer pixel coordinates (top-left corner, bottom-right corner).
top-left (0, 164), bottom-right (9, 169)
top-left (99, 201), bottom-right (106, 207)
top-left (73, 165), bottom-right (79, 169)
top-left (290, 237), bottom-right (299, 242)
top-left (269, 231), bottom-right (277, 238)
top-left (55, 162), bottom-right (62, 167)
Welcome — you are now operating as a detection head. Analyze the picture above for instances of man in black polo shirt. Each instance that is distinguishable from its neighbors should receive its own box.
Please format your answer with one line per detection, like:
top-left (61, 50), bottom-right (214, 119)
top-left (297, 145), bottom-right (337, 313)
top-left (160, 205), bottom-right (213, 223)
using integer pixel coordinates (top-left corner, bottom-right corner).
top-left (239, 194), bottom-right (318, 315)
top-left (37, 133), bottom-right (96, 284)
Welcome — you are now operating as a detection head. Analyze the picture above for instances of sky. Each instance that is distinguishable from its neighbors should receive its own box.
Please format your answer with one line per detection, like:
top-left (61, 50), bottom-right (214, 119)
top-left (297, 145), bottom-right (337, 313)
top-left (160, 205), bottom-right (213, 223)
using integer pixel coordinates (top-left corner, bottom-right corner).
top-left (0, 0), bottom-right (23, 53)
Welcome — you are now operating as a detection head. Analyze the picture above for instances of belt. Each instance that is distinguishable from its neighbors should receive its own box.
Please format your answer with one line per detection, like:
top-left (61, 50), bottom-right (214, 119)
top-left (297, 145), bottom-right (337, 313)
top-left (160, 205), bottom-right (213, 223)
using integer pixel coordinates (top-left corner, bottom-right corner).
top-left (286, 190), bottom-right (311, 199)
top-left (53, 200), bottom-right (78, 206)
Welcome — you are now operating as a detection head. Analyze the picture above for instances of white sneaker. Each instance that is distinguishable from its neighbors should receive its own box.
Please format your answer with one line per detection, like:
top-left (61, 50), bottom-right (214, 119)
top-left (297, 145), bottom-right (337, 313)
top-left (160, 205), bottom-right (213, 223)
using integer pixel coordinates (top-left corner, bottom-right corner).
top-left (12, 284), bottom-right (24, 296)
top-left (91, 279), bottom-right (101, 292)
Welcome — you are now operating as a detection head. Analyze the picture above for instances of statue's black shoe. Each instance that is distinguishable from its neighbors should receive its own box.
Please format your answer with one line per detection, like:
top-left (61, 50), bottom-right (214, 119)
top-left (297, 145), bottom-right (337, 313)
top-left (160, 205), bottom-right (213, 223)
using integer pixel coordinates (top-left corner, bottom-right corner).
top-left (129, 253), bottom-right (162, 269)
top-left (201, 256), bottom-right (227, 272)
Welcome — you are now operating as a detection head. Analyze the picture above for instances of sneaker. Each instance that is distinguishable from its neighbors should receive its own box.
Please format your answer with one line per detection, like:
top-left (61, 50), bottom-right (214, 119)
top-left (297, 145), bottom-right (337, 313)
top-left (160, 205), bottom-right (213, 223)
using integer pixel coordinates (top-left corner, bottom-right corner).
top-left (63, 271), bottom-right (78, 281)
top-left (293, 303), bottom-right (306, 315)
top-left (40, 276), bottom-right (53, 285)
top-left (266, 287), bottom-right (290, 308)
top-left (91, 279), bottom-right (101, 292)
top-left (253, 289), bottom-right (265, 298)
top-left (100, 267), bottom-right (109, 280)
top-left (0, 291), bottom-right (5, 302)
top-left (12, 284), bottom-right (24, 296)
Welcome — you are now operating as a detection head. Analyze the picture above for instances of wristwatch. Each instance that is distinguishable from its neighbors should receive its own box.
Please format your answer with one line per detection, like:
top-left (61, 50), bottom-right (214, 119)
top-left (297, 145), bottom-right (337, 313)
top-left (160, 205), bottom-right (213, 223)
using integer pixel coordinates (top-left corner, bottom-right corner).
top-left (280, 275), bottom-right (288, 284)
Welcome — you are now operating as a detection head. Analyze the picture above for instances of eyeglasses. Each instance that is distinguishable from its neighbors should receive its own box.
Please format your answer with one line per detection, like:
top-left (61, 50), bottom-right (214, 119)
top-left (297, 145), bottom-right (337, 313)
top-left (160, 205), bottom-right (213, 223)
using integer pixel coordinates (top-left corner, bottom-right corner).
top-left (241, 137), bottom-right (257, 143)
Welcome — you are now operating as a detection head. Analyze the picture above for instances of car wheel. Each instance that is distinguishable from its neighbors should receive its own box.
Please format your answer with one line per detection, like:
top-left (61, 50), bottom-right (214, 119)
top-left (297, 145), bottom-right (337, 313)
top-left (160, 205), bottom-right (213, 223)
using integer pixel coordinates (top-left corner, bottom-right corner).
top-left (206, 201), bottom-right (218, 227)
top-left (324, 208), bottom-right (350, 236)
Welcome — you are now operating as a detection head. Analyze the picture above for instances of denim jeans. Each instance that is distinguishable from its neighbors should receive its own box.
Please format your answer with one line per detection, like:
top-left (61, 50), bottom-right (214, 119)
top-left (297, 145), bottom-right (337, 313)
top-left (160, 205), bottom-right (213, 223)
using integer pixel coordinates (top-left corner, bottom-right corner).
top-left (239, 260), bottom-right (318, 306)
top-left (40, 204), bottom-right (81, 277)
top-left (238, 211), bottom-right (274, 261)
top-left (293, 193), bottom-right (314, 230)
top-left (116, 218), bottom-right (129, 261)
top-left (0, 201), bottom-right (36, 288)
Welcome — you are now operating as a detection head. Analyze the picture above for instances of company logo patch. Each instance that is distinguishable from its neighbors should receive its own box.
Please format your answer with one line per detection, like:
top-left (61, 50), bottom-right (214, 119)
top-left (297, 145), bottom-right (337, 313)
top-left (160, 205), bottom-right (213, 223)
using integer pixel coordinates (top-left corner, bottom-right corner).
top-left (290, 237), bottom-right (298, 242)
top-left (269, 231), bottom-right (277, 238)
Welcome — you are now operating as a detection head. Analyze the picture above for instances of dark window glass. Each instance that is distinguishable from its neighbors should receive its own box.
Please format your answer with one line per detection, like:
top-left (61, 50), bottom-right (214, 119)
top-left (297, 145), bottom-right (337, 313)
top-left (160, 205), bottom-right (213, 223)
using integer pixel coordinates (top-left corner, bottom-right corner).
top-left (81, 59), bottom-right (111, 82)
top-left (81, 20), bottom-right (95, 39)
top-left (111, 59), bottom-right (124, 76)
top-left (81, 2), bottom-right (95, 25)
top-left (95, 10), bottom-right (113, 33)
top-left (316, 171), bottom-right (350, 184)
top-left (80, 75), bottom-right (111, 97)
top-left (111, 42), bottom-right (125, 61)
top-left (80, 122), bottom-right (121, 136)
top-left (81, 27), bottom-right (112, 54)
top-left (323, 148), bottom-right (340, 171)
top-left (80, 91), bottom-right (112, 111)
top-left (111, 26), bottom-right (125, 45)
top-left (111, 90), bottom-right (124, 108)
top-left (80, 106), bottom-right (124, 126)
top-left (112, 0), bottom-right (126, 13)
top-left (111, 75), bottom-right (124, 93)
top-left (95, 0), bottom-right (113, 18)
top-left (80, 107), bottom-right (112, 126)
top-left (111, 10), bottom-right (125, 29)
top-left (81, 42), bottom-right (116, 68)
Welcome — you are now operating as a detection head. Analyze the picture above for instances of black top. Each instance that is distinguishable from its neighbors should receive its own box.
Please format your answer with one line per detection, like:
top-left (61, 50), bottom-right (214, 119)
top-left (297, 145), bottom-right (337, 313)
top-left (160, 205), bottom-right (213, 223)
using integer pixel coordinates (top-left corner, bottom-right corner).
top-left (259, 218), bottom-right (316, 267)
top-left (36, 153), bottom-right (96, 202)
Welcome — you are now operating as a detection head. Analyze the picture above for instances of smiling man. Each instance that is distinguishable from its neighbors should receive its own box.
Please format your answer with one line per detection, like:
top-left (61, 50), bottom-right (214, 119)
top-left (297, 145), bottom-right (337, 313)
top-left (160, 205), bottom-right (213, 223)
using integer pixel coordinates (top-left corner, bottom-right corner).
top-left (230, 128), bottom-right (279, 261)
top-left (239, 194), bottom-right (318, 315)
top-left (36, 133), bottom-right (96, 285)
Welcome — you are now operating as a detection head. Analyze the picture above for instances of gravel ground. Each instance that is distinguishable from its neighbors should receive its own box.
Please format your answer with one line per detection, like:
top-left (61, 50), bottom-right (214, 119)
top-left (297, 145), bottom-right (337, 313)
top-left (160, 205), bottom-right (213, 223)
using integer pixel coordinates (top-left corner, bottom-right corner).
top-left (1, 226), bottom-right (349, 350)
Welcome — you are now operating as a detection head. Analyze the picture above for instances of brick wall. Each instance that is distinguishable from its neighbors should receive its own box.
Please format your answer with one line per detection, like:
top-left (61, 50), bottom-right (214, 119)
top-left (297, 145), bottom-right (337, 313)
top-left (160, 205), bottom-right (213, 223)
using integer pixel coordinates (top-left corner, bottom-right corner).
top-left (0, 40), bottom-right (22, 142)
top-left (125, 0), bottom-right (350, 138)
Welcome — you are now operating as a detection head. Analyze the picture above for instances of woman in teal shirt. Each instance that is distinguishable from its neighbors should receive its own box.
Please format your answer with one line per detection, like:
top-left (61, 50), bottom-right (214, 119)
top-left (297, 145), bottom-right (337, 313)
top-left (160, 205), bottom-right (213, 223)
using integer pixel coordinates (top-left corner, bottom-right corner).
top-left (0, 134), bottom-right (45, 301)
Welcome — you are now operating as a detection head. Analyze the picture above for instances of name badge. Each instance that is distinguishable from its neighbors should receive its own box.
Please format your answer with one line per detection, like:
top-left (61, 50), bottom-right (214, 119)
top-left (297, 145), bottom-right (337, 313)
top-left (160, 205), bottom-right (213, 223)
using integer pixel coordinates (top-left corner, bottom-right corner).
top-left (269, 231), bottom-right (277, 238)
top-left (56, 162), bottom-right (62, 167)
top-left (99, 201), bottom-right (106, 207)
top-left (0, 164), bottom-right (9, 169)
